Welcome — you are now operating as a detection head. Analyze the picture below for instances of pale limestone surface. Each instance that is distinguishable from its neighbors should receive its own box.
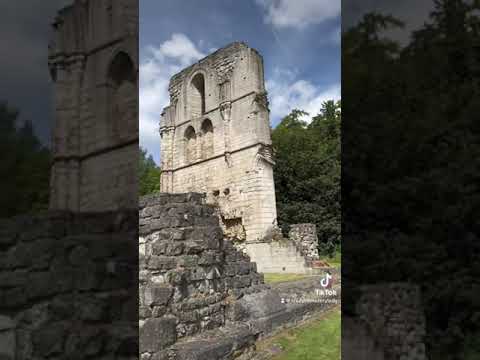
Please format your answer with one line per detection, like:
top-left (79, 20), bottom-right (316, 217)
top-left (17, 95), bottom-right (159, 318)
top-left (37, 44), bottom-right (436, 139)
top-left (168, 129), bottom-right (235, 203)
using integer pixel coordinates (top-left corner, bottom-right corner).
top-left (48, 0), bottom-right (138, 212)
top-left (243, 242), bottom-right (310, 274)
top-left (160, 42), bottom-right (277, 242)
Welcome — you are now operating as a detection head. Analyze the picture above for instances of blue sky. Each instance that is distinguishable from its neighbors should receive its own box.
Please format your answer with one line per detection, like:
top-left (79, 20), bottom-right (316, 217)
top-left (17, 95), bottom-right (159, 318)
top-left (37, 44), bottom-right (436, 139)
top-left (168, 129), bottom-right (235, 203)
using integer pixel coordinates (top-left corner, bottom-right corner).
top-left (140, 0), bottom-right (341, 164)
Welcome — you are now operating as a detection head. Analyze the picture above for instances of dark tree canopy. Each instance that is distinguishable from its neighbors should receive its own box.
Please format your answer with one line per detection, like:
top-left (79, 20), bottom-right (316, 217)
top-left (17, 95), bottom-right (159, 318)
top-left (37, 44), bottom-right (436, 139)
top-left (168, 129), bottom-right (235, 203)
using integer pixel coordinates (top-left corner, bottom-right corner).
top-left (0, 102), bottom-right (51, 217)
top-left (343, 1), bottom-right (480, 357)
top-left (272, 101), bottom-right (341, 257)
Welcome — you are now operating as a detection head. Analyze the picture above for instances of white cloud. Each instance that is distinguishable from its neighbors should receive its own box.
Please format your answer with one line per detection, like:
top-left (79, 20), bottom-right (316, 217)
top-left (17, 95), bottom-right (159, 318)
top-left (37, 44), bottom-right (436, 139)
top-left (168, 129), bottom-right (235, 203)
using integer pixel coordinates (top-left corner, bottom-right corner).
top-left (140, 33), bottom-right (205, 164)
top-left (150, 33), bottom-right (205, 66)
top-left (256, 0), bottom-right (340, 29)
top-left (266, 67), bottom-right (340, 124)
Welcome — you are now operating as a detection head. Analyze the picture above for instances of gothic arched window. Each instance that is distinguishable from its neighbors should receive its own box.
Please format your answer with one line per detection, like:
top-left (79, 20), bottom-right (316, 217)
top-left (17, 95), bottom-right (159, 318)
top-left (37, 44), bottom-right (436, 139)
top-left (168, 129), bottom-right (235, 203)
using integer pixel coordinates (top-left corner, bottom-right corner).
top-left (107, 52), bottom-right (137, 141)
top-left (201, 119), bottom-right (214, 159)
top-left (189, 73), bottom-right (205, 118)
top-left (184, 126), bottom-right (197, 163)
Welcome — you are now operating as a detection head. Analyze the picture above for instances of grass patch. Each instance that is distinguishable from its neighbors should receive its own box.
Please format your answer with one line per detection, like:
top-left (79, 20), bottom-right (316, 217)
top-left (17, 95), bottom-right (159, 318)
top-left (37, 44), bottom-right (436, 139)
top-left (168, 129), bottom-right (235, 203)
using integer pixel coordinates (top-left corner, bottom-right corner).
top-left (263, 273), bottom-right (308, 284)
top-left (320, 250), bottom-right (341, 268)
top-left (258, 308), bottom-right (341, 360)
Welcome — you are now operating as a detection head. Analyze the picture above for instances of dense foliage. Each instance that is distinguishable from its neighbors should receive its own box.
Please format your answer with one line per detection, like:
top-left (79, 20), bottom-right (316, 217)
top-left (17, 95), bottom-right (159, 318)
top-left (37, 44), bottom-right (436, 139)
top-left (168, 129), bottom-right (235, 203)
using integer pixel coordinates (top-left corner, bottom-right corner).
top-left (272, 101), bottom-right (341, 257)
top-left (343, 1), bottom-right (480, 357)
top-left (0, 102), bottom-right (51, 217)
top-left (139, 147), bottom-right (161, 196)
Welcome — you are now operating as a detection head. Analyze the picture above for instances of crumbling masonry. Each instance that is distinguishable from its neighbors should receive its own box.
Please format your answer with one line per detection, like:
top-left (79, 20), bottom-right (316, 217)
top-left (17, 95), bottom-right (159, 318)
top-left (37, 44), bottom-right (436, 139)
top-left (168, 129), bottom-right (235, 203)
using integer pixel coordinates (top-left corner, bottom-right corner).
top-left (158, 43), bottom-right (325, 274)
top-left (160, 42), bottom-right (277, 243)
top-left (139, 193), bottom-right (339, 359)
top-left (48, 0), bottom-right (138, 212)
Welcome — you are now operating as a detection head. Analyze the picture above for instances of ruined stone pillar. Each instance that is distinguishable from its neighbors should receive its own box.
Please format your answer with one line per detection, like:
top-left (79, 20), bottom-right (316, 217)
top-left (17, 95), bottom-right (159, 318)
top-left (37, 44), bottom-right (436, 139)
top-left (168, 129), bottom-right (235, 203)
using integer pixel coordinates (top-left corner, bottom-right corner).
top-left (220, 101), bottom-right (232, 167)
top-left (48, 0), bottom-right (138, 212)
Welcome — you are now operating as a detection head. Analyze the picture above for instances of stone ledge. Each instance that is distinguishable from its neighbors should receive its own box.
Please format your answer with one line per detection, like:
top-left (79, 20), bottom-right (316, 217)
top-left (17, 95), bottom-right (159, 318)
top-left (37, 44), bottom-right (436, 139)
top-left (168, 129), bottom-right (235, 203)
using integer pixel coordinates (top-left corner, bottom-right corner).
top-left (152, 323), bottom-right (256, 360)
top-left (140, 193), bottom-right (206, 209)
top-left (148, 285), bottom-right (340, 360)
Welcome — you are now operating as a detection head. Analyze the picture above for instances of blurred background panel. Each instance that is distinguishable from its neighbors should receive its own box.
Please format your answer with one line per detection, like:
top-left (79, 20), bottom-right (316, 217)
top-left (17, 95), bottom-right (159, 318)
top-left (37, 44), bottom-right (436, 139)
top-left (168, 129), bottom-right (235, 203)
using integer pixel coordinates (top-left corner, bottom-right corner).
top-left (342, 0), bottom-right (480, 359)
top-left (0, 1), bottom-right (139, 359)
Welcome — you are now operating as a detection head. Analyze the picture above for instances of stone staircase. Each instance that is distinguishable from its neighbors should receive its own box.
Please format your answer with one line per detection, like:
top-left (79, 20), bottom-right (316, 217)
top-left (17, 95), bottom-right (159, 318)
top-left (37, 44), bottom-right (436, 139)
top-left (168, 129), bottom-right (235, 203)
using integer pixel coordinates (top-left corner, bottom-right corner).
top-left (243, 240), bottom-right (314, 274)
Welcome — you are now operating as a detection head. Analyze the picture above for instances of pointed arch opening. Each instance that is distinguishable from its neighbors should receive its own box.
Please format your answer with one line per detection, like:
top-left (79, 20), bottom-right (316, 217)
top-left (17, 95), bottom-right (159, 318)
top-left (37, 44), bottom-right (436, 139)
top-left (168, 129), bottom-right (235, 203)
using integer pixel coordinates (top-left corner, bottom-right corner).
top-left (184, 126), bottom-right (197, 164)
top-left (189, 73), bottom-right (205, 118)
top-left (107, 52), bottom-right (137, 141)
top-left (108, 52), bottom-right (136, 86)
top-left (201, 119), bottom-right (214, 159)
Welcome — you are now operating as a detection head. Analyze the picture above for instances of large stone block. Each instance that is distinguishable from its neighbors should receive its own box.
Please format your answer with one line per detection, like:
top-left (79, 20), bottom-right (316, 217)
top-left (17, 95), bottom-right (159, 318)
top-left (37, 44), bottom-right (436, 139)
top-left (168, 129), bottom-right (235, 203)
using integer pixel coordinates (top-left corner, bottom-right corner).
top-left (233, 290), bottom-right (286, 319)
top-left (140, 317), bottom-right (177, 353)
top-left (32, 322), bottom-right (66, 357)
top-left (0, 316), bottom-right (15, 360)
top-left (177, 255), bottom-right (199, 268)
top-left (144, 285), bottom-right (173, 307)
top-left (0, 270), bottom-right (27, 288)
top-left (148, 256), bottom-right (177, 270)
top-left (27, 271), bottom-right (56, 299)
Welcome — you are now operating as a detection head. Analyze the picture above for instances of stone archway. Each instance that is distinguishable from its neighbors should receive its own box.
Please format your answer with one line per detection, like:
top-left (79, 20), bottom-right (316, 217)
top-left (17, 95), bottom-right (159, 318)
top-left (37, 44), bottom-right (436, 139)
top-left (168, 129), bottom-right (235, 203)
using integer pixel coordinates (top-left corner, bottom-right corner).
top-left (107, 51), bottom-right (137, 141)
top-left (201, 119), bottom-right (214, 159)
top-left (189, 73), bottom-right (206, 118)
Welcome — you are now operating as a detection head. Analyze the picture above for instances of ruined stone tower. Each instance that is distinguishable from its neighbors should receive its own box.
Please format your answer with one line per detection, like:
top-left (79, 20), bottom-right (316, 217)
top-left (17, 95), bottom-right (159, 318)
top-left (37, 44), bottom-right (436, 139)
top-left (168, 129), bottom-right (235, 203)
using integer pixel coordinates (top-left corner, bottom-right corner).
top-left (160, 42), bottom-right (277, 242)
top-left (48, 0), bottom-right (138, 211)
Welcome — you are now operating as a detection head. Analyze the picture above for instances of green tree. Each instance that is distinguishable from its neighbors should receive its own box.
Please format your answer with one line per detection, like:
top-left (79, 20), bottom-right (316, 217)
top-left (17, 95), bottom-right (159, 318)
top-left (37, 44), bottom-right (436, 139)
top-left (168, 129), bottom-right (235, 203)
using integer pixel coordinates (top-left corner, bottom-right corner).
top-left (272, 101), bottom-right (341, 257)
top-left (139, 147), bottom-right (161, 196)
top-left (0, 102), bottom-right (51, 217)
top-left (343, 2), bottom-right (480, 357)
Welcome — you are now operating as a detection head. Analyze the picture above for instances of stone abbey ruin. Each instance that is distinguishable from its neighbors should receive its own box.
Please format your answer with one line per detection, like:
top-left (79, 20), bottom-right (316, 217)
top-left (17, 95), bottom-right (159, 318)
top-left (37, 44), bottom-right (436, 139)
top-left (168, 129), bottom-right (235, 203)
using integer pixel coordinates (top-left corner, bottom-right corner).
top-left (0, 1), bottom-right (428, 359)
top-left (159, 42), bottom-right (322, 274)
top-left (48, 0), bottom-right (138, 212)
top-left (159, 42), bottom-right (276, 243)
top-left (138, 46), bottom-right (342, 358)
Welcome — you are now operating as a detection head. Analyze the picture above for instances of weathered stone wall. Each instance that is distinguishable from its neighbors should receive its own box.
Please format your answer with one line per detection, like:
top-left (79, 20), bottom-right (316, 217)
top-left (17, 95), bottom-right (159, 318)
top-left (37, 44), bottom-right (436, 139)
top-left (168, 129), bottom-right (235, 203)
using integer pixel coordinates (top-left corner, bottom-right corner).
top-left (343, 283), bottom-right (428, 360)
top-left (288, 224), bottom-right (320, 262)
top-left (139, 193), bottom-right (266, 356)
top-left (342, 315), bottom-right (385, 360)
top-left (242, 242), bottom-right (310, 274)
top-left (0, 211), bottom-right (138, 359)
top-left (160, 42), bottom-right (277, 242)
top-left (49, 0), bottom-right (138, 212)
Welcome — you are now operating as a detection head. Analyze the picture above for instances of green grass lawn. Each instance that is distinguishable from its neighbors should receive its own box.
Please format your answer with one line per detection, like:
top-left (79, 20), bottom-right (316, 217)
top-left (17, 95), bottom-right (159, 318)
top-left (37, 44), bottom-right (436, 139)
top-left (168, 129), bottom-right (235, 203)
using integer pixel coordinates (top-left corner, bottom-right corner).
top-left (320, 250), bottom-right (341, 268)
top-left (263, 273), bottom-right (308, 284)
top-left (257, 308), bottom-right (341, 360)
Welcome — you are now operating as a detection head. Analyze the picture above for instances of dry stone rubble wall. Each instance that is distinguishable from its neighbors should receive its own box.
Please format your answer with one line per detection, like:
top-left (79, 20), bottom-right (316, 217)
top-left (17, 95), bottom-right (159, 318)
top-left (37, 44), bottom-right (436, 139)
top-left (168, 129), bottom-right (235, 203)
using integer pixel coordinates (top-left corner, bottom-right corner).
top-left (288, 223), bottom-right (320, 263)
top-left (139, 193), bottom-right (266, 356)
top-left (0, 210), bottom-right (138, 359)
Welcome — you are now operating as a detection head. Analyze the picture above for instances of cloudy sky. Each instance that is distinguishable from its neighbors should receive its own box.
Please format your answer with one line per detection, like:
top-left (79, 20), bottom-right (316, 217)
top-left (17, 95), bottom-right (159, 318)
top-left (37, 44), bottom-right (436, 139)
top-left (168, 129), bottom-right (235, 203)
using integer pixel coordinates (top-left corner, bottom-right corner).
top-left (140, 0), bottom-right (341, 164)
top-left (0, 0), bottom-right (71, 144)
